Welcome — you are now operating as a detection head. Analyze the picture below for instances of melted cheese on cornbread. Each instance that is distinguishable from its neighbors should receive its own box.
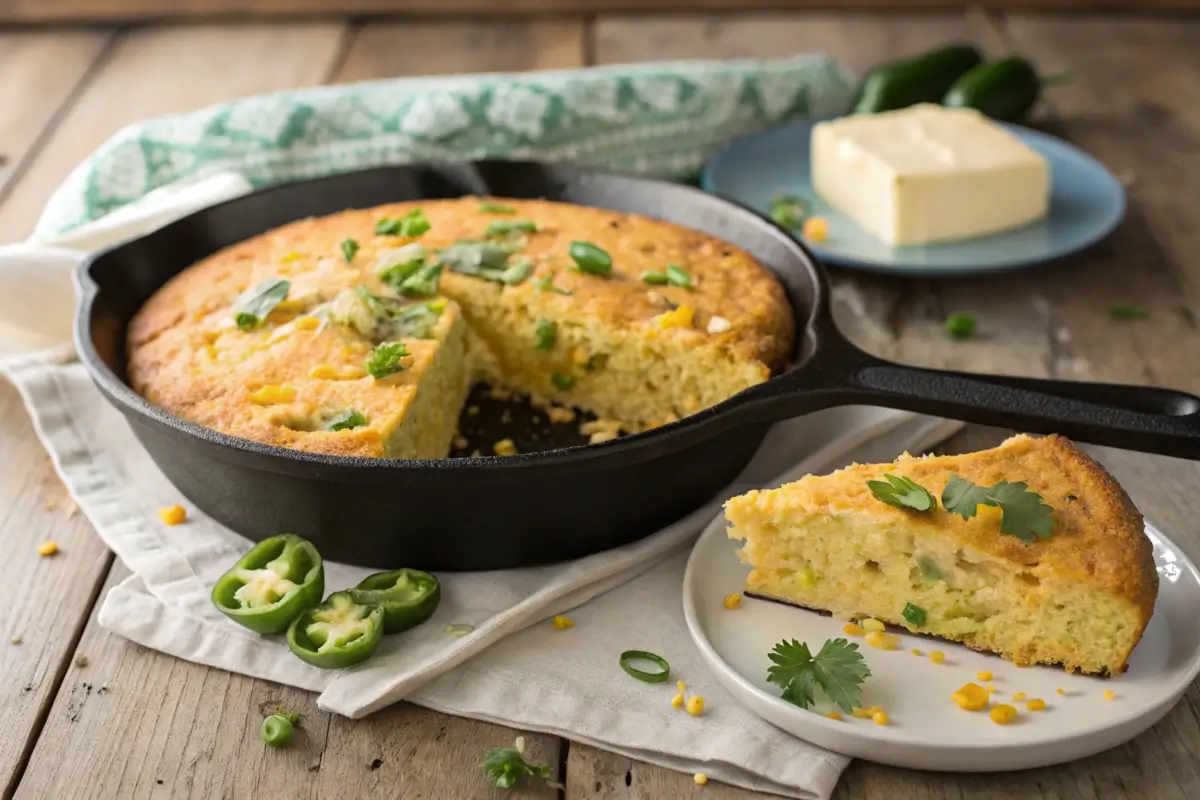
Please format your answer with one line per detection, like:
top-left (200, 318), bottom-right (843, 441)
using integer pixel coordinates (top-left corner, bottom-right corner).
top-left (128, 197), bottom-right (794, 458)
top-left (725, 435), bottom-right (1155, 675)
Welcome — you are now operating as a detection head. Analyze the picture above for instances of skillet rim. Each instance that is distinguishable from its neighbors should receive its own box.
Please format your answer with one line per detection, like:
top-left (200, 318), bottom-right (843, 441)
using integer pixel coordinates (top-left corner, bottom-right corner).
top-left (73, 160), bottom-right (830, 474)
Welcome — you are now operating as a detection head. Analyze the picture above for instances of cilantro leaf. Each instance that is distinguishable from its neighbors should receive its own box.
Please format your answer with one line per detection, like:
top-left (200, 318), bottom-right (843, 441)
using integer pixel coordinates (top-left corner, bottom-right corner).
top-left (481, 739), bottom-right (551, 789)
top-left (942, 475), bottom-right (1055, 543)
top-left (766, 638), bottom-right (870, 713)
top-left (233, 277), bottom-right (290, 331)
top-left (866, 474), bottom-right (935, 512)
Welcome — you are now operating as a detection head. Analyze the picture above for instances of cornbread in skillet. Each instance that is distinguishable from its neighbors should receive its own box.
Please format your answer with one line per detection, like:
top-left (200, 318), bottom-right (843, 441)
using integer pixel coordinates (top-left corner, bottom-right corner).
top-left (127, 197), bottom-right (794, 458)
top-left (725, 435), bottom-right (1155, 675)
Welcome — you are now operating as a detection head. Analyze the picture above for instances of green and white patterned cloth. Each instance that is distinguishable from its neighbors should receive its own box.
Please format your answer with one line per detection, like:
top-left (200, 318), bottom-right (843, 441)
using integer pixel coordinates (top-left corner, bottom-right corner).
top-left (33, 57), bottom-right (852, 241)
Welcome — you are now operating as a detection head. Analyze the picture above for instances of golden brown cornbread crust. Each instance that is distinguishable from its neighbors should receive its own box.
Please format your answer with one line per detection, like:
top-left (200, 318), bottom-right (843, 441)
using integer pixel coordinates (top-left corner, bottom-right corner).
top-left (128, 197), bottom-right (794, 457)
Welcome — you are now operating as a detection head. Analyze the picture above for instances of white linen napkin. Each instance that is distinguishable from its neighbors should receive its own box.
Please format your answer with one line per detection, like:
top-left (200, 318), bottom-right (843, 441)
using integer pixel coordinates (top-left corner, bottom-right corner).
top-left (0, 175), bottom-right (963, 799)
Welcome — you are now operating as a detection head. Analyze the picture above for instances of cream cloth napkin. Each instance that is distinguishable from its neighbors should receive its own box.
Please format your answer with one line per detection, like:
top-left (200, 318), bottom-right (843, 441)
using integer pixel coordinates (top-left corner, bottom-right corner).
top-left (0, 175), bottom-right (962, 799)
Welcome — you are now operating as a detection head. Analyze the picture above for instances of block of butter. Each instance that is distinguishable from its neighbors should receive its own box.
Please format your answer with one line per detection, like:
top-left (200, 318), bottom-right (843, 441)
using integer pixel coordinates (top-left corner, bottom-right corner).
top-left (811, 104), bottom-right (1050, 246)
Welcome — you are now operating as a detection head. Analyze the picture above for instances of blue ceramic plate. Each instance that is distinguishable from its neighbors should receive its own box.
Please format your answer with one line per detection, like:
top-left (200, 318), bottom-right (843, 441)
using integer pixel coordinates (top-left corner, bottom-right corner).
top-left (701, 119), bottom-right (1126, 276)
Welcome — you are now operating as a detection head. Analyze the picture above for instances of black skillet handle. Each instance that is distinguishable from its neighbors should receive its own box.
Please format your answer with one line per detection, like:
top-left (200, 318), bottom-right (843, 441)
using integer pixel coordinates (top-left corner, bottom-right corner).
top-left (744, 336), bottom-right (1200, 460)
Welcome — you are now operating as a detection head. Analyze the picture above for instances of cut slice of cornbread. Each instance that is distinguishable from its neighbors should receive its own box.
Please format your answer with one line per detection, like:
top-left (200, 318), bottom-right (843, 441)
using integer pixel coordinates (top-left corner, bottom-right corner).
top-left (725, 435), bottom-right (1156, 675)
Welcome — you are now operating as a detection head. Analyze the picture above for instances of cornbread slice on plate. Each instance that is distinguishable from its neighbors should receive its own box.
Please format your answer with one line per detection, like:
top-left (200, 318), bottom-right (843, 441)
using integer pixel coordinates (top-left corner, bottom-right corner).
top-left (725, 434), bottom-right (1156, 676)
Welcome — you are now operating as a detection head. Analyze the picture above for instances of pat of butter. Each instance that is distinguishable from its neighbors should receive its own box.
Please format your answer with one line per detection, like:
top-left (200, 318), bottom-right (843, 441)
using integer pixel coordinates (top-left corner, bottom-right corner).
top-left (811, 104), bottom-right (1050, 246)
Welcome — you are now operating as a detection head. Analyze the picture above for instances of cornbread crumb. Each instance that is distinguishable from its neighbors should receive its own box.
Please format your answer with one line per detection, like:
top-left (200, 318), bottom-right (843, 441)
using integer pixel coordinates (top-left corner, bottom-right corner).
top-left (707, 315), bottom-right (732, 334)
top-left (45, 499), bottom-right (58, 511)
top-left (11, 636), bottom-right (21, 645)
top-left (467, 405), bottom-right (480, 416)
top-left (493, 439), bottom-right (518, 456)
top-left (453, 435), bottom-right (469, 450)
top-left (723, 593), bottom-right (742, 609)
top-left (37, 541), bottom-right (59, 557)
top-left (693, 773), bottom-right (708, 786)
top-left (546, 405), bottom-right (576, 424)
top-left (74, 654), bottom-right (89, 668)
top-left (552, 615), bottom-right (574, 630)
top-left (686, 696), bottom-right (705, 716)
top-left (158, 505), bottom-right (187, 526)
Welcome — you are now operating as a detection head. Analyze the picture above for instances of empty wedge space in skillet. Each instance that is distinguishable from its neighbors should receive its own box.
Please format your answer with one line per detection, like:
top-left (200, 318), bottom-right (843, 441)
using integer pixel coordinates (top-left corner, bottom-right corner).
top-left (724, 434), bottom-right (1158, 675)
top-left (125, 196), bottom-right (794, 458)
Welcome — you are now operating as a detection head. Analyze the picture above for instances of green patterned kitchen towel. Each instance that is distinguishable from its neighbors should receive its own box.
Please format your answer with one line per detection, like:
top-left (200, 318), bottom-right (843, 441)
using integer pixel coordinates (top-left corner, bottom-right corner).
top-left (33, 57), bottom-right (852, 242)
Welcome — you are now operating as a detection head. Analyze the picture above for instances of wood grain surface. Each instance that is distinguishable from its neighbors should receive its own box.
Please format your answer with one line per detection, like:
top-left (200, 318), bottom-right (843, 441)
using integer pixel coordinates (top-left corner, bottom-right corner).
top-left (1, 9), bottom-right (1199, 800)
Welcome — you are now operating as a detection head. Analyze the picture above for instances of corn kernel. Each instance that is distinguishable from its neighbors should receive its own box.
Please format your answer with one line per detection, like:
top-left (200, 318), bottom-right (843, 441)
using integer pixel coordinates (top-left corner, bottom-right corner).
top-left (280, 251), bottom-right (302, 263)
top-left (1104, 690), bottom-right (1115, 701)
top-left (158, 505), bottom-right (186, 526)
top-left (493, 439), bottom-right (518, 456)
top-left (826, 712), bottom-right (843, 721)
top-left (273, 299), bottom-right (305, 314)
top-left (249, 385), bottom-right (297, 405)
top-left (1012, 692), bottom-right (1027, 702)
top-left (976, 670), bottom-right (993, 681)
top-left (842, 624), bottom-right (864, 636)
top-left (572, 347), bottom-right (591, 366)
top-left (36, 541), bottom-right (59, 557)
top-left (929, 651), bottom-right (945, 664)
top-left (798, 566), bottom-right (817, 587)
top-left (723, 593), bottom-right (742, 610)
top-left (910, 648), bottom-right (921, 656)
top-left (802, 216), bottom-right (828, 242)
top-left (866, 706), bottom-right (884, 716)
top-left (864, 631), bottom-right (897, 650)
top-left (986, 685), bottom-right (997, 693)
top-left (951, 683), bottom-right (990, 711)
top-left (686, 696), bottom-right (705, 716)
top-left (671, 693), bottom-right (685, 709)
top-left (293, 316), bottom-right (320, 331)
top-left (989, 704), bottom-right (1017, 725)
top-left (861, 618), bottom-right (886, 633)
top-left (552, 615), bottom-right (574, 630)
top-left (693, 773), bottom-right (708, 786)
top-left (1026, 698), bottom-right (1047, 711)
top-left (340, 366), bottom-right (368, 380)
top-left (1056, 688), bottom-right (1065, 696)
top-left (851, 707), bottom-right (872, 718)
top-left (308, 365), bottom-right (338, 379)
top-left (676, 681), bottom-right (687, 692)
top-left (872, 711), bottom-right (888, 726)
top-left (656, 305), bottom-right (695, 330)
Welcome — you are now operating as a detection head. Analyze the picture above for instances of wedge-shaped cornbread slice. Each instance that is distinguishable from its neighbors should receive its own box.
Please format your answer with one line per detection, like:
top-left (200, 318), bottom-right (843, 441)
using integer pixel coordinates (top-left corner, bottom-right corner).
top-left (725, 435), bottom-right (1156, 675)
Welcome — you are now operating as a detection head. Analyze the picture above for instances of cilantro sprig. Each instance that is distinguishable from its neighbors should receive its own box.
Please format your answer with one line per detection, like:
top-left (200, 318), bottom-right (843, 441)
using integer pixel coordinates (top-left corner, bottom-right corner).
top-left (766, 638), bottom-right (870, 713)
top-left (481, 737), bottom-right (553, 789)
top-left (942, 475), bottom-right (1055, 543)
top-left (866, 474), bottom-right (935, 512)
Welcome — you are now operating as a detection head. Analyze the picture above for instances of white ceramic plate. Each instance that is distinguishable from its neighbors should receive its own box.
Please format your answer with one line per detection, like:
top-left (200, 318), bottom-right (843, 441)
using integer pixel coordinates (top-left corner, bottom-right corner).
top-left (683, 515), bottom-right (1200, 771)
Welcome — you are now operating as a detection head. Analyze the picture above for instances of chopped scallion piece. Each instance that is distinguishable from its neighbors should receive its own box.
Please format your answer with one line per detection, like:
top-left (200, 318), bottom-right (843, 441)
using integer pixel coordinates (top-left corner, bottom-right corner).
top-left (902, 602), bottom-right (927, 627)
top-left (233, 277), bottom-right (291, 331)
top-left (533, 276), bottom-right (572, 295)
top-left (398, 263), bottom-right (443, 298)
top-left (486, 219), bottom-right (537, 237)
top-left (501, 257), bottom-right (533, 286)
top-left (568, 241), bottom-right (612, 276)
top-left (340, 238), bottom-right (359, 263)
top-left (640, 270), bottom-right (669, 285)
top-left (375, 209), bottom-right (430, 238)
top-left (375, 243), bottom-right (427, 291)
top-left (365, 341), bottom-right (410, 379)
top-left (478, 201), bottom-right (516, 214)
top-left (1111, 304), bottom-right (1149, 319)
top-left (551, 372), bottom-right (576, 391)
top-left (769, 193), bottom-right (808, 230)
top-left (326, 410), bottom-right (368, 431)
top-left (534, 319), bottom-right (557, 350)
top-left (944, 312), bottom-right (977, 340)
top-left (665, 264), bottom-right (693, 290)
top-left (619, 650), bottom-right (670, 683)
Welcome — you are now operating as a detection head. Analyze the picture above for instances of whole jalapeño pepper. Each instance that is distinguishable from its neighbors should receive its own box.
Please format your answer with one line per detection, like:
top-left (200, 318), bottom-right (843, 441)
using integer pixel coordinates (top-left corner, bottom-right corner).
top-left (211, 534), bottom-right (324, 635)
top-left (349, 568), bottom-right (441, 634)
top-left (287, 592), bottom-right (385, 669)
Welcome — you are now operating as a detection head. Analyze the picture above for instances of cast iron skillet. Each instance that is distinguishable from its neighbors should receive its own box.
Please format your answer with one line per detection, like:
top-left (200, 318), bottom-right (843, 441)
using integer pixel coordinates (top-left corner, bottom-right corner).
top-left (75, 162), bottom-right (1200, 571)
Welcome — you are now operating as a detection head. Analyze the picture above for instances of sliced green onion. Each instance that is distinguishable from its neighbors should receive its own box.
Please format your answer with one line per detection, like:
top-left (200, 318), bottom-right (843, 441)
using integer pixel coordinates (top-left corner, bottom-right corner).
top-left (568, 241), bottom-right (612, 276)
top-left (534, 319), bottom-right (557, 350)
top-left (902, 602), bottom-right (927, 627)
top-left (551, 372), bottom-right (575, 391)
top-left (533, 276), bottom-right (572, 295)
top-left (640, 270), bottom-right (669, 285)
top-left (619, 650), bottom-right (670, 683)
top-left (944, 312), bottom-right (977, 340)
top-left (326, 409), bottom-right (367, 431)
top-left (500, 258), bottom-right (533, 286)
top-left (486, 219), bottom-right (537, 237)
top-left (479, 201), bottom-right (516, 214)
top-left (445, 623), bottom-right (475, 638)
top-left (665, 264), bottom-right (693, 290)
top-left (340, 238), bottom-right (359, 263)
top-left (376, 209), bottom-right (430, 237)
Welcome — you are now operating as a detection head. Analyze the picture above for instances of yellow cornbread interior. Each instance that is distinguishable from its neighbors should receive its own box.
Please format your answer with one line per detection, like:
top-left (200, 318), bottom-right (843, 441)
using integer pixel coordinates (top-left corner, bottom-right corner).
top-left (723, 435), bottom-right (1157, 676)
top-left (727, 509), bottom-right (1142, 675)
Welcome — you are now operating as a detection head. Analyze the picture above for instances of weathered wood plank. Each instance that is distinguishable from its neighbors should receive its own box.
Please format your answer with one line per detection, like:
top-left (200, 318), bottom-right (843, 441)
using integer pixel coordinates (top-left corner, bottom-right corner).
top-left (0, 30), bottom-right (113, 206)
top-left (0, 22), bottom-right (347, 245)
top-left (0, 380), bottom-right (113, 799)
top-left (2, 0), bottom-right (1199, 24)
top-left (336, 18), bottom-right (585, 81)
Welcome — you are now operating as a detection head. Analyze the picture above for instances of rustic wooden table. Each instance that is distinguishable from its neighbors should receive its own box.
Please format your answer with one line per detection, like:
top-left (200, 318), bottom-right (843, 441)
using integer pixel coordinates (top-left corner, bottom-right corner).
top-left (2, 10), bottom-right (1199, 799)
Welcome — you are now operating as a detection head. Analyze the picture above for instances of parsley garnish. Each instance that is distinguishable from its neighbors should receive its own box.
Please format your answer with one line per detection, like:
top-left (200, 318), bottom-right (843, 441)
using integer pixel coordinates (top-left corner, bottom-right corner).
top-left (534, 319), bottom-right (556, 350)
top-left (233, 277), bottom-right (290, 331)
top-left (766, 638), bottom-right (870, 713)
top-left (1111, 304), bottom-right (1149, 319)
top-left (533, 276), bottom-right (572, 295)
top-left (326, 410), bottom-right (367, 431)
top-left (375, 209), bottom-right (430, 238)
top-left (942, 475), bottom-right (1055, 543)
top-left (481, 738), bottom-right (552, 789)
top-left (485, 219), bottom-right (537, 237)
top-left (944, 312), bottom-right (977, 340)
top-left (479, 201), bottom-right (516, 214)
top-left (866, 474), bottom-right (935, 512)
top-left (769, 192), bottom-right (807, 229)
top-left (365, 342), bottom-right (410, 379)
top-left (902, 602), bottom-right (927, 627)
top-left (340, 238), bottom-right (359, 263)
